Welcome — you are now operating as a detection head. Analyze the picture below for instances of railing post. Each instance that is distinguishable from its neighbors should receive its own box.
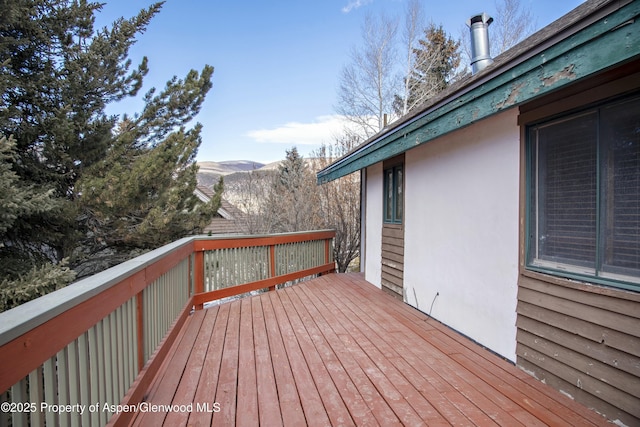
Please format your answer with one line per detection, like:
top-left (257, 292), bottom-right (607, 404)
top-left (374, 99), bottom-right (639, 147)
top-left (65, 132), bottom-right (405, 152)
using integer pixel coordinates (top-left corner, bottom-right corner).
top-left (194, 250), bottom-right (205, 310)
top-left (136, 292), bottom-right (144, 372)
top-left (323, 238), bottom-right (334, 275)
top-left (269, 245), bottom-right (276, 291)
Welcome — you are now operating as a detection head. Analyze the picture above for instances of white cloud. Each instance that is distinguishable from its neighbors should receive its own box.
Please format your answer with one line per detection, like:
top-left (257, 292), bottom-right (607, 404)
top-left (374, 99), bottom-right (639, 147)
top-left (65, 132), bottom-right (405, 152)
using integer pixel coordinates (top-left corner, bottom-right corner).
top-left (341, 0), bottom-right (373, 13)
top-left (246, 115), bottom-right (349, 146)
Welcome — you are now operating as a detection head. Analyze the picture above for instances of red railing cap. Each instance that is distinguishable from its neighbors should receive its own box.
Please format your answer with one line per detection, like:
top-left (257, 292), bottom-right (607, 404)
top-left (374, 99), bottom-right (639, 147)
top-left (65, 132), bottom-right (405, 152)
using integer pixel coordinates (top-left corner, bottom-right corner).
top-left (193, 229), bottom-right (335, 251)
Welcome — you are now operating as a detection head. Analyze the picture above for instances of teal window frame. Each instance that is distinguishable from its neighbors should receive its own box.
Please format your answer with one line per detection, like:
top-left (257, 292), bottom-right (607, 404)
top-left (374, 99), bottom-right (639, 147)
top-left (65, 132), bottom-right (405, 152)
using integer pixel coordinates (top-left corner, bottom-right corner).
top-left (384, 165), bottom-right (403, 224)
top-left (525, 92), bottom-right (640, 292)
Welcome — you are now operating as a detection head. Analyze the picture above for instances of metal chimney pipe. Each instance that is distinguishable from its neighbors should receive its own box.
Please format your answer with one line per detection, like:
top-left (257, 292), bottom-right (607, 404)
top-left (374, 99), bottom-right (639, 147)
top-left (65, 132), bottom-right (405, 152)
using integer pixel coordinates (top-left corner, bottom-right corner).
top-left (467, 13), bottom-right (493, 74)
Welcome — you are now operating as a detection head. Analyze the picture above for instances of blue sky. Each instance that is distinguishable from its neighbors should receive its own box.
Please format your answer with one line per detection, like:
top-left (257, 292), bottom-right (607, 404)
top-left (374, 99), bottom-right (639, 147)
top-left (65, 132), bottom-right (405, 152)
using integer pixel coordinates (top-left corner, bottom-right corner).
top-left (97, 0), bottom-right (586, 163)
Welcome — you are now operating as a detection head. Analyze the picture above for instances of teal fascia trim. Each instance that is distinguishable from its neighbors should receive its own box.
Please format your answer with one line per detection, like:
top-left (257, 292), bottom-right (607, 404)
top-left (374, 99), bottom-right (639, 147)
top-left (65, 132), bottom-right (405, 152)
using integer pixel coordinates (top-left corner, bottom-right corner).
top-left (317, 1), bottom-right (640, 184)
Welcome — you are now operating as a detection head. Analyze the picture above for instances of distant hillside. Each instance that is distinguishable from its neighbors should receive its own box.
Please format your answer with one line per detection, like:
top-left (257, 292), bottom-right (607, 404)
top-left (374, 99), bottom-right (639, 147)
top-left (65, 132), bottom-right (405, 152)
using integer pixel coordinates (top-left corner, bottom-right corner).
top-left (197, 160), bottom-right (265, 188)
top-left (259, 160), bottom-right (284, 171)
top-left (198, 160), bottom-right (265, 175)
top-left (197, 157), bottom-right (333, 216)
top-left (196, 158), bottom-right (323, 189)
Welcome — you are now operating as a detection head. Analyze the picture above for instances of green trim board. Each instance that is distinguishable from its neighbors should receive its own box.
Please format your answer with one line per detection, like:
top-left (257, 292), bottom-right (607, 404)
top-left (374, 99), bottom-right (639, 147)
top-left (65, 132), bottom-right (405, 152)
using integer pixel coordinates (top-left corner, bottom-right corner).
top-left (317, 0), bottom-right (640, 184)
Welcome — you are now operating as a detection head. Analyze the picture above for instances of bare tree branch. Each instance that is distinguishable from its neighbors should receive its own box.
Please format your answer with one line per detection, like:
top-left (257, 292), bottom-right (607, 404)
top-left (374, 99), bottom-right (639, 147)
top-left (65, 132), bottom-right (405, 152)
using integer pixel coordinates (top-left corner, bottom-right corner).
top-left (336, 13), bottom-right (400, 138)
top-left (311, 134), bottom-right (362, 272)
top-left (398, 0), bottom-right (425, 116)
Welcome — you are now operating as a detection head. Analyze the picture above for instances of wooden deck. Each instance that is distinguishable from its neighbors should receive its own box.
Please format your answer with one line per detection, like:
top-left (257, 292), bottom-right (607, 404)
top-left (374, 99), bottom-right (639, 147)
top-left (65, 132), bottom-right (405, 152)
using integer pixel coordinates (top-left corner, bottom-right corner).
top-left (129, 273), bottom-right (610, 426)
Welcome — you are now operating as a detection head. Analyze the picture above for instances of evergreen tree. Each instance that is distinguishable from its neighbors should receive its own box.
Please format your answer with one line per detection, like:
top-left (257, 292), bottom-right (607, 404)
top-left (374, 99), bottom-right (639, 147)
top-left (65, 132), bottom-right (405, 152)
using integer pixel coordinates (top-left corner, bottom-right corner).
top-left (73, 105), bottom-right (223, 276)
top-left (0, 137), bottom-right (58, 236)
top-left (395, 23), bottom-right (461, 115)
top-left (277, 147), bottom-right (307, 191)
top-left (268, 147), bottom-right (321, 232)
top-left (0, 1), bottom-right (220, 286)
top-left (0, 136), bottom-right (63, 276)
top-left (0, 0), bottom-right (160, 275)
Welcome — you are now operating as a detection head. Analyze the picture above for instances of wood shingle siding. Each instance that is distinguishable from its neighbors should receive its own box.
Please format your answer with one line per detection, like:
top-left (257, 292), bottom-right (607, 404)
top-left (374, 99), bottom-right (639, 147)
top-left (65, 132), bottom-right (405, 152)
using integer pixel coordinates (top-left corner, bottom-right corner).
top-left (516, 273), bottom-right (640, 426)
top-left (381, 224), bottom-right (404, 299)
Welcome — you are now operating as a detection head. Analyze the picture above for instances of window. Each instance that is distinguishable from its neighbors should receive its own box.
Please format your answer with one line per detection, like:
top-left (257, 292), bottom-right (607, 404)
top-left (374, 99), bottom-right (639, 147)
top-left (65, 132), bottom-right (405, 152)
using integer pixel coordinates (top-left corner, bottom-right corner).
top-left (384, 165), bottom-right (403, 224)
top-left (527, 94), bottom-right (640, 290)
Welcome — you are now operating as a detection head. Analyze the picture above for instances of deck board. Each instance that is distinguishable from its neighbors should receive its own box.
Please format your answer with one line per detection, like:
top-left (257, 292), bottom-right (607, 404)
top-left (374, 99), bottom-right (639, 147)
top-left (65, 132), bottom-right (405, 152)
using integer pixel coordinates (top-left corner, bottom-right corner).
top-left (163, 306), bottom-right (218, 427)
top-left (335, 275), bottom-right (608, 427)
top-left (278, 288), bottom-right (354, 426)
top-left (284, 284), bottom-right (374, 425)
top-left (251, 297), bottom-right (282, 427)
top-left (297, 278), bottom-right (402, 425)
top-left (213, 297), bottom-right (240, 426)
top-left (187, 303), bottom-right (228, 426)
top-left (269, 291), bottom-right (331, 427)
top-left (308, 280), bottom-right (438, 425)
top-left (261, 291), bottom-right (307, 426)
top-left (130, 273), bottom-right (611, 426)
top-left (236, 298), bottom-right (259, 427)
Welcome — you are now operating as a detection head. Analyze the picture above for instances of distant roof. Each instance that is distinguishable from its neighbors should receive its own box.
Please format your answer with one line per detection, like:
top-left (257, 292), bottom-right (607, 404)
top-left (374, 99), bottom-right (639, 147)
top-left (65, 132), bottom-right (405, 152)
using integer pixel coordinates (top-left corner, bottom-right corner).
top-left (195, 186), bottom-right (247, 234)
top-left (317, 0), bottom-right (639, 183)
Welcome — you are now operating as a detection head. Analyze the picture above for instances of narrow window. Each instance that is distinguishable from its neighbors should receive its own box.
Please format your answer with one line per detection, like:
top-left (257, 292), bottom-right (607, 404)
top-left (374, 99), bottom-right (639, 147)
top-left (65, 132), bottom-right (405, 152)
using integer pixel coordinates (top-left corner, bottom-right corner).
top-left (395, 167), bottom-right (403, 222)
top-left (385, 168), bottom-right (394, 222)
top-left (384, 165), bottom-right (403, 224)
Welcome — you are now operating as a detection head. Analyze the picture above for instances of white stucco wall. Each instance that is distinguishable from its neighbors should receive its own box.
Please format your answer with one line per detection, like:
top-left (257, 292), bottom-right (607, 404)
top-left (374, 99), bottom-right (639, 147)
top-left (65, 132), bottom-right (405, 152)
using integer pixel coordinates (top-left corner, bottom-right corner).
top-left (364, 163), bottom-right (383, 288)
top-left (404, 108), bottom-right (520, 360)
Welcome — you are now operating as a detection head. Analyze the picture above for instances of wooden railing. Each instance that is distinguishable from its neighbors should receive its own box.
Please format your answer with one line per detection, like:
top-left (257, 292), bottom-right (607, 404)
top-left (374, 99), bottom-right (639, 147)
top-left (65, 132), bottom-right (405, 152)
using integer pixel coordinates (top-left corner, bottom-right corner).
top-left (0, 230), bottom-right (335, 427)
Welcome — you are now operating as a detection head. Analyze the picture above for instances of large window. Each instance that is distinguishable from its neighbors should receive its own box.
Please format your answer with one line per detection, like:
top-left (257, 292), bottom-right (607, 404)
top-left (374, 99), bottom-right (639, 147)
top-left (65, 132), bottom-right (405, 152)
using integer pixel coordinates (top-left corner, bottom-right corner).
top-left (527, 94), bottom-right (640, 290)
top-left (384, 165), bottom-right (403, 224)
